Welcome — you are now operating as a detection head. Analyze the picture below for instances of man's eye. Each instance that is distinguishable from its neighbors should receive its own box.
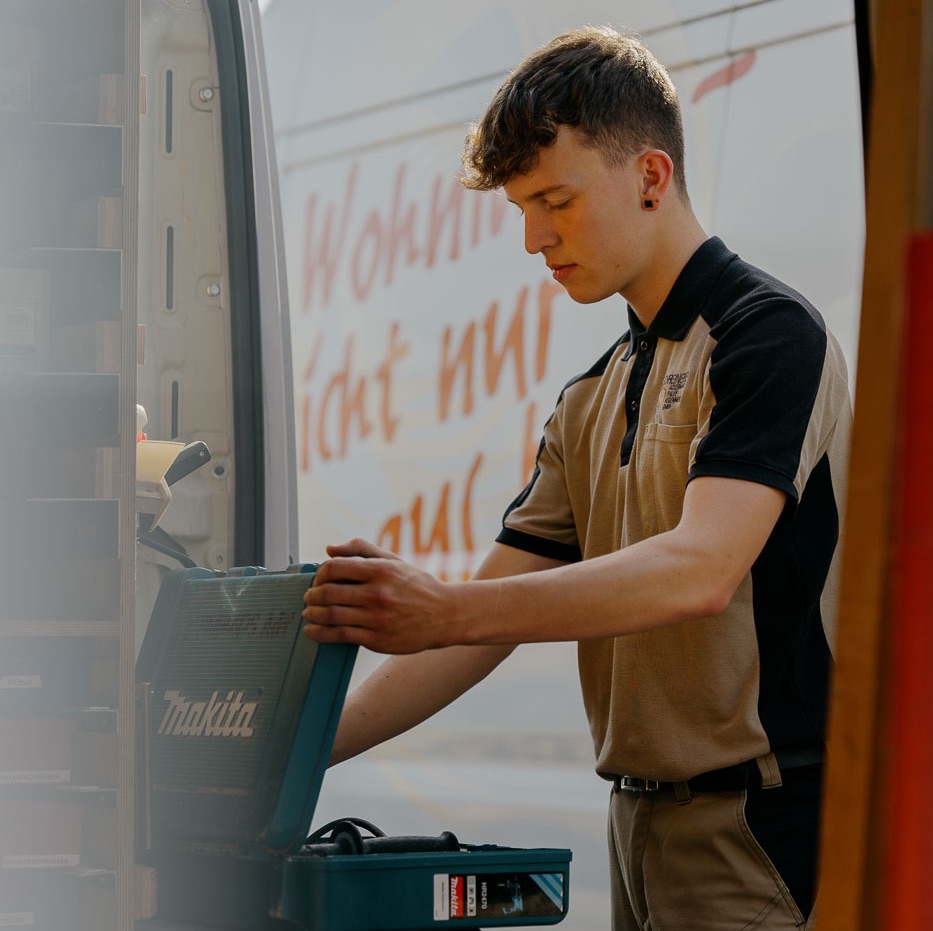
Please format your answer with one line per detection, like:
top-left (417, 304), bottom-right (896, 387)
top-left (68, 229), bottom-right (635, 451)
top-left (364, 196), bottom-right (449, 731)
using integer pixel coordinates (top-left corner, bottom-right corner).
top-left (548, 200), bottom-right (571, 211)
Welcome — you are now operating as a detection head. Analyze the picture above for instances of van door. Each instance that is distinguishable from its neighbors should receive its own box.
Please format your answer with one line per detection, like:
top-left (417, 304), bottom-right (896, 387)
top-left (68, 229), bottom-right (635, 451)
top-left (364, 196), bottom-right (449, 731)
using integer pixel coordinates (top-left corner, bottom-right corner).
top-left (135, 0), bottom-right (296, 642)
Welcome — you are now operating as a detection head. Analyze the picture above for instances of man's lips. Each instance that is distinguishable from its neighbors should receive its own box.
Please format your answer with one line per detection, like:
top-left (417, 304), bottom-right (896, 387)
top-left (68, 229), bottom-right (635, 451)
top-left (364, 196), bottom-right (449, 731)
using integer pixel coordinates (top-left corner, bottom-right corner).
top-left (549, 263), bottom-right (576, 283)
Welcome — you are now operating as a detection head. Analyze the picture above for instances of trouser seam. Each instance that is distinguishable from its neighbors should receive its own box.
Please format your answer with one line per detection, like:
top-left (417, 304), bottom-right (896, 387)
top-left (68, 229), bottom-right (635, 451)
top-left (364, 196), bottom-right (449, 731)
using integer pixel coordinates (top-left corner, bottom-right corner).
top-left (736, 790), bottom-right (807, 927)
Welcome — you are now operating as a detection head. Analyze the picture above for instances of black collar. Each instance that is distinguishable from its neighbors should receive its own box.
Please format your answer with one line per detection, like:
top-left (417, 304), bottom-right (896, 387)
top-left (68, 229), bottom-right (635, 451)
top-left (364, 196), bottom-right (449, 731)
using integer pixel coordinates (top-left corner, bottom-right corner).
top-left (626, 236), bottom-right (736, 344)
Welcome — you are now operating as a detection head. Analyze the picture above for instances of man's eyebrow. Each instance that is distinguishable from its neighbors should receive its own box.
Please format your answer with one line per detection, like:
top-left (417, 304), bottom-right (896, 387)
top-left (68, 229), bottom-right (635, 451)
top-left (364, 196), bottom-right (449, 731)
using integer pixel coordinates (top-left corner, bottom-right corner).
top-left (506, 184), bottom-right (572, 207)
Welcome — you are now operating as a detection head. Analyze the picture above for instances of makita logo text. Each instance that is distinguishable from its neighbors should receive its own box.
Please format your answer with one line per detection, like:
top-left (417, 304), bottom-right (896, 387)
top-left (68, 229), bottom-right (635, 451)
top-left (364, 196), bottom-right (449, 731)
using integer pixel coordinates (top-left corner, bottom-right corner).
top-left (157, 689), bottom-right (258, 738)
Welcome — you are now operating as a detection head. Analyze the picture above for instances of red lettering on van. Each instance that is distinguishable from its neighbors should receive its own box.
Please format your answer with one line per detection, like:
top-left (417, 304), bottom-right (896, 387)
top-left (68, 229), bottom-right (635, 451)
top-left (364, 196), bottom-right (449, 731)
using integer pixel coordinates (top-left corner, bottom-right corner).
top-left (439, 278), bottom-right (559, 421)
top-left (301, 161), bottom-right (514, 311)
top-left (302, 163), bottom-right (358, 313)
top-left (298, 322), bottom-right (409, 468)
top-left (427, 175), bottom-right (464, 267)
top-left (692, 50), bottom-right (757, 103)
top-left (376, 452), bottom-right (482, 578)
top-left (351, 164), bottom-right (421, 300)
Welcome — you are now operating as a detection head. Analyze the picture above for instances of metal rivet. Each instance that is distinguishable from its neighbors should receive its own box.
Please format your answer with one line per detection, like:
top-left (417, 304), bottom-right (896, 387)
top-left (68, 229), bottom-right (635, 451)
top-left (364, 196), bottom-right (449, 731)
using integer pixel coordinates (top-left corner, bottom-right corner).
top-left (206, 283), bottom-right (221, 297)
top-left (199, 87), bottom-right (214, 102)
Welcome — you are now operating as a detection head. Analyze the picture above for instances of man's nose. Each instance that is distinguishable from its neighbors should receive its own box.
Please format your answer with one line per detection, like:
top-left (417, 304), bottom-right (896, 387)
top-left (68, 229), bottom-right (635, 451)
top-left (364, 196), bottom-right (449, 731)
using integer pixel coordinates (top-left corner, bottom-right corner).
top-left (524, 212), bottom-right (558, 255)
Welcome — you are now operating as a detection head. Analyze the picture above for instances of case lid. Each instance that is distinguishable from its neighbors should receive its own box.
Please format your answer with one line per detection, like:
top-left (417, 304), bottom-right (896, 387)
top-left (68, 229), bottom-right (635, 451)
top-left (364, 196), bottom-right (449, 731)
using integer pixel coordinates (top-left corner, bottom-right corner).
top-left (136, 565), bottom-right (357, 856)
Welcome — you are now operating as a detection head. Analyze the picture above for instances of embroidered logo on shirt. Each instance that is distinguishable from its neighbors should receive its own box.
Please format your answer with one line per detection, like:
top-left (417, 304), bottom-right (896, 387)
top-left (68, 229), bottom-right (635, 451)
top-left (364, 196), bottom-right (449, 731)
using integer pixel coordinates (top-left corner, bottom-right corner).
top-left (660, 372), bottom-right (689, 411)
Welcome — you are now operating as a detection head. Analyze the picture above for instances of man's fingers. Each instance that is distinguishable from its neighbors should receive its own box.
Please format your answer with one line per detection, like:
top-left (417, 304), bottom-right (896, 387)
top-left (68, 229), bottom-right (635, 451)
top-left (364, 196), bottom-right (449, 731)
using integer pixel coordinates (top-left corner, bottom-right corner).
top-left (310, 556), bottom-right (381, 592)
top-left (302, 600), bottom-right (368, 629)
top-left (303, 586), bottom-right (374, 623)
top-left (302, 619), bottom-right (368, 646)
top-left (303, 588), bottom-right (364, 616)
top-left (324, 538), bottom-right (398, 560)
top-left (302, 619), bottom-right (422, 656)
top-left (304, 561), bottom-right (396, 621)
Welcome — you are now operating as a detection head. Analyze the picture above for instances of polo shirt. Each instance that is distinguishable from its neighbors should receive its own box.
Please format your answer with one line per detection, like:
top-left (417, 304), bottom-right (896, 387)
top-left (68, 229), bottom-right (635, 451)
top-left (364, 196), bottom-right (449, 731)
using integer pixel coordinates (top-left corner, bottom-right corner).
top-left (497, 237), bottom-right (852, 782)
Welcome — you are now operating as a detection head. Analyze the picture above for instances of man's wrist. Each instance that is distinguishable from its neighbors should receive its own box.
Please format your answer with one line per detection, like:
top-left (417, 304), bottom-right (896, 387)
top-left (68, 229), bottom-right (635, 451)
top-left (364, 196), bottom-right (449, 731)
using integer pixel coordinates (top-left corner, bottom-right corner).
top-left (441, 579), bottom-right (482, 647)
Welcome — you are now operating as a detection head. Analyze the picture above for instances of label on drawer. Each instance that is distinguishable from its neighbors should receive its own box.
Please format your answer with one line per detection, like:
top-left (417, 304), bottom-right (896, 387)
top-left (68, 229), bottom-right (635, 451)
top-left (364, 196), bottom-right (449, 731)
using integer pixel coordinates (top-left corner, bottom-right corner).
top-left (0, 676), bottom-right (41, 690)
top-left (2, 854), bottom-right (79, 869)
top-left (0, 911), bottom-right (36, 926)
top-left (0, 771), bottom-right (70, 786)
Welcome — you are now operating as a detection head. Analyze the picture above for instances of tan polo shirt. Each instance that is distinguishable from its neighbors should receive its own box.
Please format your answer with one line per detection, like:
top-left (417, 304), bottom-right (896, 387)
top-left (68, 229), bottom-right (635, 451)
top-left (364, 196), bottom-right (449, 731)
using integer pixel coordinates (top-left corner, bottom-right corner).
top-left (498, 237), bottom-right (851, 782)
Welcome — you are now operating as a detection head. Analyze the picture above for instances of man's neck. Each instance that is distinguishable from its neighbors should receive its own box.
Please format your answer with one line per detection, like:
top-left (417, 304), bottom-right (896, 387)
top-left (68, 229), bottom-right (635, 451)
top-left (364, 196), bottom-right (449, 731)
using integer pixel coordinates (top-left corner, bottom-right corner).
top-left (626, 209), bottom-right (708, 329)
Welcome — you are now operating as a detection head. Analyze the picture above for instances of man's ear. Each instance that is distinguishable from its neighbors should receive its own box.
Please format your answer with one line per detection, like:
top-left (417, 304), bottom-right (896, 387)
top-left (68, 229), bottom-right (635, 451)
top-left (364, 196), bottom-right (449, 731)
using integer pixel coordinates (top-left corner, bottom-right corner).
top-left (638, 149), bottom-right (675, 208)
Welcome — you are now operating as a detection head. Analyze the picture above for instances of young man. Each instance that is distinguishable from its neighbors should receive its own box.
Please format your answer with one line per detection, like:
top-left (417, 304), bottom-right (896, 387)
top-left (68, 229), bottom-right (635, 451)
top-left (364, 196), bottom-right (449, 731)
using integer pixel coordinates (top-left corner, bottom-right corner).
top-left (302, 26), bottom-right (851, 930)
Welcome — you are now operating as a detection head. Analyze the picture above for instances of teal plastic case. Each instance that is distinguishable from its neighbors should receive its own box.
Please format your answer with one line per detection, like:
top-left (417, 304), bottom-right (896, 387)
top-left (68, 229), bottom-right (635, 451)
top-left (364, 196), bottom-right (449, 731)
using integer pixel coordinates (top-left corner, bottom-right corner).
top-left (136, 564), bottom-right (571, 930)
top-left (282, 846), bottom-right (571, 929)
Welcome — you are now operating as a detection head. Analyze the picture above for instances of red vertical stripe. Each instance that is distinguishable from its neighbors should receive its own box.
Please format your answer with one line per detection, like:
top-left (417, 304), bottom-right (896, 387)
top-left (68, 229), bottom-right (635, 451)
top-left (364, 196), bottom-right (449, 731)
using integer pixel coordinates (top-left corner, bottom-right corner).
top-left (885, 231), bottom-right (933, 929)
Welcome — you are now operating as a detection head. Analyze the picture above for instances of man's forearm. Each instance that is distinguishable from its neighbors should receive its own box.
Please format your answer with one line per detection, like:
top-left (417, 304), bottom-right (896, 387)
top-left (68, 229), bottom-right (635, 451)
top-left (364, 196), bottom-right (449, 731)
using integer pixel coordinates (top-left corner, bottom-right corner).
top-left (453, 478), bottom-right (786, 646)
top-left (329, 645), bottom-right (514, 765)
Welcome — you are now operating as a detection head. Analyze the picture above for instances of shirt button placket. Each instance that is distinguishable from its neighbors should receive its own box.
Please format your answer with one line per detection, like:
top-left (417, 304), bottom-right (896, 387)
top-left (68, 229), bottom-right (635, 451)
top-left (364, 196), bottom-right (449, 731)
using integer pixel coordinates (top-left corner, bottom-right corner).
top-left (619, 334), bottom-right (654, 466)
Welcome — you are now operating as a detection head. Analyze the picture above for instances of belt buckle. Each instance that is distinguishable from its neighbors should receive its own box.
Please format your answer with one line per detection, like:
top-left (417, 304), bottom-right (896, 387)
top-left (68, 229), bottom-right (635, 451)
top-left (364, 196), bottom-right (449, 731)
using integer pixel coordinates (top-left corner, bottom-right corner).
top-left (616, 776), bottom-right (660, 792)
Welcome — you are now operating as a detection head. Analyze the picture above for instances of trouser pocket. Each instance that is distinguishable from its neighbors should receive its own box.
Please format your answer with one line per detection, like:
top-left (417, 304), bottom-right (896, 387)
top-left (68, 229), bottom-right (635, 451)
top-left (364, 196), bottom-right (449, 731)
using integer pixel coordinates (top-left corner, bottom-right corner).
top-left (742, 762), bottom-right (823, 922)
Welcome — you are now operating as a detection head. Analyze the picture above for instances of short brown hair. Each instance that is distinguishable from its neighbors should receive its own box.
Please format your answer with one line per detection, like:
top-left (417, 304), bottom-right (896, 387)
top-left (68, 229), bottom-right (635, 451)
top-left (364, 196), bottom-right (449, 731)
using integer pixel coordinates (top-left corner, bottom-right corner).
top-left (461, 26), bottom-right (687, 196)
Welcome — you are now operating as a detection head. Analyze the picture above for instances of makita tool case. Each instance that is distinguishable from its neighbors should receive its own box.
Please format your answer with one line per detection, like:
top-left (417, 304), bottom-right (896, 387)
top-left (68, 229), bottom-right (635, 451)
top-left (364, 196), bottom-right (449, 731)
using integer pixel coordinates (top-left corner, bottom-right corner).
top-left (135, 565), bottom-right (571, 931)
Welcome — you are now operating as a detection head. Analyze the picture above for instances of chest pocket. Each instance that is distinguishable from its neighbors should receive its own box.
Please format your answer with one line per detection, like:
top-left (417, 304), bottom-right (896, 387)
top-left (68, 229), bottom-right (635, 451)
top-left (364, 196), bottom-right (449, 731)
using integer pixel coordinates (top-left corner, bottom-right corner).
top-left (638, 421), bottom-right (697, 535)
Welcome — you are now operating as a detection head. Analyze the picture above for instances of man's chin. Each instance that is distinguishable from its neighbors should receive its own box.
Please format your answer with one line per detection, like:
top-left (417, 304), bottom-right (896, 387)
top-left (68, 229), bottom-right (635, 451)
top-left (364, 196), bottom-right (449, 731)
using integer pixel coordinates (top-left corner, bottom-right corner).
top-left (562, 284), bottom-right (620, 306)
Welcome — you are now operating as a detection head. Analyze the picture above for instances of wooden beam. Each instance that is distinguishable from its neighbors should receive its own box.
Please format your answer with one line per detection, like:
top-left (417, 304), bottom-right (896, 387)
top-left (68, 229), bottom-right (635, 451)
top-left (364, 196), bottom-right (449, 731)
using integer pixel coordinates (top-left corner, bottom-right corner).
top-left (817, 0), bottom-right (925, 928)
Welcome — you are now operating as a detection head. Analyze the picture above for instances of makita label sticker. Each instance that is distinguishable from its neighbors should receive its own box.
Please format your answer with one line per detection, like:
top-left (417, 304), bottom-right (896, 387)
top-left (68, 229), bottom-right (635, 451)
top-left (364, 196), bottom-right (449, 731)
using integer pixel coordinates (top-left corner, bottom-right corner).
top-left (0, 912), bottom-right (35, 927)
top-left (0, 675), bottom-right (41, 690)
top-left (450, 875), bottom-right (464, 918)
top-left (157, 689), bottom-right (258, 738)
top-left (432, 872), bottom-right (565, 920)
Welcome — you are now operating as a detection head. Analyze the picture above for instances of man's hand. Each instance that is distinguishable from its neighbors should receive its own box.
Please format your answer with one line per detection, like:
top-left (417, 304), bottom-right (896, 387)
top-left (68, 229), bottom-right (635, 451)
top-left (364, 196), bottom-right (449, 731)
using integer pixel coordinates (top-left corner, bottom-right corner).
top-left (303, 538), bottom-right (461, 653)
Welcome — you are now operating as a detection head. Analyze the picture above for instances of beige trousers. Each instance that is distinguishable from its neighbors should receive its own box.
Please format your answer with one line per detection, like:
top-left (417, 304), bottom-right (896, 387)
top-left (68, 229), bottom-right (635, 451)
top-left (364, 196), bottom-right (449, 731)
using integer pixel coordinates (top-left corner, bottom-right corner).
top-left (607, 786), bottom-right (818, 930)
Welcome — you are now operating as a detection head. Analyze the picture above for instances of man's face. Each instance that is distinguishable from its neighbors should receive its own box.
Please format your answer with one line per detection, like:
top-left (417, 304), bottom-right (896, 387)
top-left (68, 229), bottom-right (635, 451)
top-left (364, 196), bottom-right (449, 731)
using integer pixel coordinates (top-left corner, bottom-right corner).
top-left (503, 125), bottom-right (649, 305)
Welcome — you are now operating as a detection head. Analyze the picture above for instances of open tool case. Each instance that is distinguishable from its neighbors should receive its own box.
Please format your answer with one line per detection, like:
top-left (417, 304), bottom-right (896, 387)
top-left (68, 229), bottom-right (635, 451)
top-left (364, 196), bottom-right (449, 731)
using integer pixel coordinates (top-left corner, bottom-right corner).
top-left (135, 565), bottom-right (571, 931)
